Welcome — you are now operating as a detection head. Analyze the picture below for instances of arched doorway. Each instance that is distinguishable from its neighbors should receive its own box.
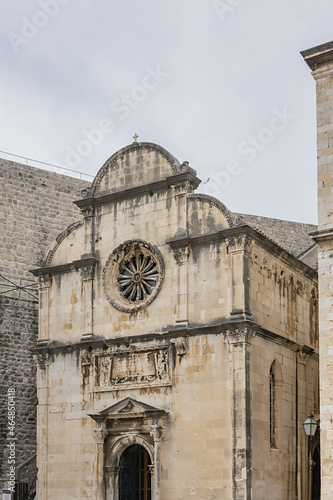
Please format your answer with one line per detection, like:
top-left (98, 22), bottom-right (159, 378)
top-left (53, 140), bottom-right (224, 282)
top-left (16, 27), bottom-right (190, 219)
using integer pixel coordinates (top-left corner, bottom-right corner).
top-left (119, 444), bottom-right (152, 500)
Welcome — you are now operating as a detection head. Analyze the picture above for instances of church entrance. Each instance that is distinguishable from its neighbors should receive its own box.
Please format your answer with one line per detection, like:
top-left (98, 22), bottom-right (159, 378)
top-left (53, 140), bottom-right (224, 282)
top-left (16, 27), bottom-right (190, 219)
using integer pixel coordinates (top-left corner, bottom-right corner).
top-left (312, 444), bottom-right (320, 500)
top-left (119, 444), bottom-right (152, 500)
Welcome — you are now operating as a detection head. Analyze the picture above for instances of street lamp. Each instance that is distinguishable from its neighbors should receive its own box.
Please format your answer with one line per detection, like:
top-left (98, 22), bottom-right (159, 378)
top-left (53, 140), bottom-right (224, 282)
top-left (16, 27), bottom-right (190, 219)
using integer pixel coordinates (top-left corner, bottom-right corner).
top-left (303, 413), bottom-right (318, 437)
top-left (303, 412), bottom-right (318, 500)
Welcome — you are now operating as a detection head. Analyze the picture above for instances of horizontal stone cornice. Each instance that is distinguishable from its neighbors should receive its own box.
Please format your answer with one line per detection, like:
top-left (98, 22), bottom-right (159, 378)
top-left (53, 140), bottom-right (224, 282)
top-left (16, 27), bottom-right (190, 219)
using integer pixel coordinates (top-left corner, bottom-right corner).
top-left (301, 41), bottom-right (333, 77)
top-left (74, 171), bottom-right (201, 210)
top-left (310, 227), bottom-right (333, 242)
top-left (30, 256), bottom-right (98, 277)
top-left (32, 318), bottom-right (317, 358)
top-left (167, 225), bottom-right (317, 280)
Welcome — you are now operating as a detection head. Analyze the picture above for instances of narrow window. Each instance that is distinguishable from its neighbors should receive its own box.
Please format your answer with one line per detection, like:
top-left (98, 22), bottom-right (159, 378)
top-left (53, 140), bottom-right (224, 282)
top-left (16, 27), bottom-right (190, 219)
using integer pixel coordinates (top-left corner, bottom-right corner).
top-left (270, 366), bottom-right (276, 447)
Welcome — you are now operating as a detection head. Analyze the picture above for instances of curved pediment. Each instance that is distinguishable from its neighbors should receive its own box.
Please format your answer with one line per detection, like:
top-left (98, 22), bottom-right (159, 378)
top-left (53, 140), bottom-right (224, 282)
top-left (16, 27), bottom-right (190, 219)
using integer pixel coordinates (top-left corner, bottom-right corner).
top-left (187, 193), bottom-right (234, 237)
top-left (91, 142), bottom-right (194, 197)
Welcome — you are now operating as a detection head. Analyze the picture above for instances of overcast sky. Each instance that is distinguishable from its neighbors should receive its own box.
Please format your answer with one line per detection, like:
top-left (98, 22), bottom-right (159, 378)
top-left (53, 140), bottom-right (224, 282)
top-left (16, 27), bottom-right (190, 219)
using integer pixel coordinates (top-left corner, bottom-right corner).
top-left (1, 0), bottom-right (333, 224)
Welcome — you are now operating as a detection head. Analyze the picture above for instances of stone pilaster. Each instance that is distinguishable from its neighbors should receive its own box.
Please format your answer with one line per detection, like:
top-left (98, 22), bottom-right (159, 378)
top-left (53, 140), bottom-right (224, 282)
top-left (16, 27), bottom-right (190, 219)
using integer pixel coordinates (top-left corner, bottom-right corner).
top-left (80, 263), bottom-right (95, 341)
top-left (35, 352), bottom-right (50, 500)
top-left (228, 326), bottom-right (253, 500)
top-left (226, 235), bottom-right (252, 320)
top-left (37, 274), bottom-right (51, 344)
top-left (93, 421), bottom-right (107, 500)
top-left (150, 421), bottom-right (163, 500)
top-left (172, 244), bottom-right (190, 326)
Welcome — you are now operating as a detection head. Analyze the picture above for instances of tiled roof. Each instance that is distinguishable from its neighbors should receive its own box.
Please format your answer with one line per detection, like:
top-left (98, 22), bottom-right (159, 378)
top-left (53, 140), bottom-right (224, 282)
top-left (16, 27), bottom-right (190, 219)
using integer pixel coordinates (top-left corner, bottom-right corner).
top-left (234, 212), bottom-right (317, 258)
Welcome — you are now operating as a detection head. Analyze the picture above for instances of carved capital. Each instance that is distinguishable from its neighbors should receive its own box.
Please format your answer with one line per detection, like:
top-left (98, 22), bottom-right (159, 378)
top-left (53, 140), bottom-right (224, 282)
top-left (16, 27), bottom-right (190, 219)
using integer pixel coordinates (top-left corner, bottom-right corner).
top-left (104, 465), bottom-right (120, 477)
top-left (227, 326), bottom-right (254, 345)
top-left (175, 339), bottom-right (187, 357)
top-left (38, 274), bottom-right (51, 289)
top-left (226, 234), bottom-right (253, 253)
top-left (150, 421), bottom-right (163, 442)
top-left (148, 464), bottom-right (155, 475)
top-left (82, 206), bottom-right (93, 218)
top-left (81, 349), bottom-right (92, 383)
top-left (35, 352), bottom-right (50, 368)
top-left (80, 265), bottom-right (95, 281)
top-left (297, 348), bottom-right (310, 364)
top-left (94, 423), bottom-right (107, 444)
top-left (172, 246), bottom-right (190, 265)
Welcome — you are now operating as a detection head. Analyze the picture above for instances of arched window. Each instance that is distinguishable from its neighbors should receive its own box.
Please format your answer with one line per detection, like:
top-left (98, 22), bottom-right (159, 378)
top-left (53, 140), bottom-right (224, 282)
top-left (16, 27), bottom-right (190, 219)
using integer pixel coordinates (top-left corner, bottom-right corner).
top-left (270, 360), bottom-right (283, 449)
top-left (270, 366), bottom-right (276, 447)
top-left (119, 444), bottom-right (152, 500)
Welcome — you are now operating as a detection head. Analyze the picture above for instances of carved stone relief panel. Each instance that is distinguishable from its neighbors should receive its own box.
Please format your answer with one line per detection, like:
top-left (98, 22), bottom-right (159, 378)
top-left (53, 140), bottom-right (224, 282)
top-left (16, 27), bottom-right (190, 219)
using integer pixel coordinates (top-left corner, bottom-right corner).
top-left (94, 345), bottom-right (172, 391)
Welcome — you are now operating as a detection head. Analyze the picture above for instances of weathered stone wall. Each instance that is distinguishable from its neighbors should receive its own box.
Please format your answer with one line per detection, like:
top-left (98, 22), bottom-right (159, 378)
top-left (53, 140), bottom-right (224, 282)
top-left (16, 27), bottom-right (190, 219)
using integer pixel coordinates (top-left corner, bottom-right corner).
top-left (0, 159), bottom-right (90, 279)
top-left (33, 143), bottom-right (319, 500)
top-left (302, 41), bottom-right (333, 500)
top-left (250, 336), bottom-right (319, 500)
top-left (0, 297), bottom-right (38, 487)
top-left (249, 242), bottom-right (318, 347)
top-left (36, 334), bottom-right (233, 500)
top-left (0, 159), bottom-right (89, 491)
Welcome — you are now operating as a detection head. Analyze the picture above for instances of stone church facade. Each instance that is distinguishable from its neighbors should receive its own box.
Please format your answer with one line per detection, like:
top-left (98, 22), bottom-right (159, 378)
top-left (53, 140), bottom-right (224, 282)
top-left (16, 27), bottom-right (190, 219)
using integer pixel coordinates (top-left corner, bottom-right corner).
top-left (31, 142), bottom-right (319, 500)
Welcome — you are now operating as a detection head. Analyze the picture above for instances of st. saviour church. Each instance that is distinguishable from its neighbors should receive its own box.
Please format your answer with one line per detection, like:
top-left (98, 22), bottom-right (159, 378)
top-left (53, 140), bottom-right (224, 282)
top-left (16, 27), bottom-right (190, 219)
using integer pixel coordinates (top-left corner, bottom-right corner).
top-left (31, 141), bottom-right (319, 500)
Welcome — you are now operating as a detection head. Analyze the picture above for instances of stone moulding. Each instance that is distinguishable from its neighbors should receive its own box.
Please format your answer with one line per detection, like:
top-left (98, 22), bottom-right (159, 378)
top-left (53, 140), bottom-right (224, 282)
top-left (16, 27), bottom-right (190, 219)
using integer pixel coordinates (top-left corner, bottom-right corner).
top-left (74, 171), bottom-right (201, 212)
top-left (102, 239), bottom-right (165, 313)
top-left (310, 227), bottom-right (333, 242)
top-left (301, 41), bottom-right (333, 72)
top-left (30, 256), bottom-right (98, 278)
top-left (89, 397), bottom-right (167, 423)
top-left (44, 220), bottom-right (84, 267)
top-left (31, 318), bottom-right (318, 360)
top-left (90, 142), bottom-right (189, 195)
top-left (187, 193), bottom-right (234, 227)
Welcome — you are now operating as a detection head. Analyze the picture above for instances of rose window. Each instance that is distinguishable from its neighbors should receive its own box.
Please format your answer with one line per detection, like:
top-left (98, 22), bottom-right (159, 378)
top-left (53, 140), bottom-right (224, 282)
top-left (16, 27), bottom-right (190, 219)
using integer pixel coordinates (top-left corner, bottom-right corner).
top-left (118, 253), bottom-right (159, 302)
top-left (103, 240), bottom-right (164, 312)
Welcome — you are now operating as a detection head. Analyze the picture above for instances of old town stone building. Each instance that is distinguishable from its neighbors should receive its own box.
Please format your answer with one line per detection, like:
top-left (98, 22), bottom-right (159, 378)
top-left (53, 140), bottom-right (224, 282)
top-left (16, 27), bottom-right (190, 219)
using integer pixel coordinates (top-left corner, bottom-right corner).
top-left (28, 142), bottom-right (319, 500)
top-left (302, 40), bottom-right (333, 500)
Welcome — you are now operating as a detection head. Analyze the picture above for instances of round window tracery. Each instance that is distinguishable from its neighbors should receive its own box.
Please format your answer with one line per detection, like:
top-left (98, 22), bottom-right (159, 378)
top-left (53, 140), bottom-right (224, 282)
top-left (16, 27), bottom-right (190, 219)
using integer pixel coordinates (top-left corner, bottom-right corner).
top-left (118, 253), bottom-right (159, 302)
top-left (103, 240), bottom-right (164, 312)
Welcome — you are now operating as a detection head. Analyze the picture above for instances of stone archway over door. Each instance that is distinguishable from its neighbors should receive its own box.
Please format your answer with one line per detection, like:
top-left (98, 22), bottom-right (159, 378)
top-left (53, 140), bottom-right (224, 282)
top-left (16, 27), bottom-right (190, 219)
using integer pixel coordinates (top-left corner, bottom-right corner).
top-left (89, 397), bottom-right (167, 500)
top-left (119, 444), bottom-right (152, 500)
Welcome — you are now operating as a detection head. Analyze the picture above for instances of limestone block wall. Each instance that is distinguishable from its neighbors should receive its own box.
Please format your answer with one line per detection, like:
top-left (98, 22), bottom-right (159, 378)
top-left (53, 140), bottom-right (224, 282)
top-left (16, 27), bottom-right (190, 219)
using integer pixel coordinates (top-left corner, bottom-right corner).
top-left (249, 243), bottom-right (318, 348)
top-left (316, 73), bottom-right (333, 230)
top-left (250, 335), bottom-right (318, 500)
top-left (36, 333), bottom-right (233, 500)
top-left (44, 192), bottom-right (234, 344)
top-left (0, 159), bottom-right (89, 488)
top-left (317, 240), bottom-right (333, 493)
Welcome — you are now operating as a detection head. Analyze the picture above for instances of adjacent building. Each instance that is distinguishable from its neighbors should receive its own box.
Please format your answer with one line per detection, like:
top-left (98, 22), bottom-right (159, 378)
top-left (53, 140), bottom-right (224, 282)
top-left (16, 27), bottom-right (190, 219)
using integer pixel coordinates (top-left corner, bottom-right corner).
top-left (302, 40), bottom-right (333, 500)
